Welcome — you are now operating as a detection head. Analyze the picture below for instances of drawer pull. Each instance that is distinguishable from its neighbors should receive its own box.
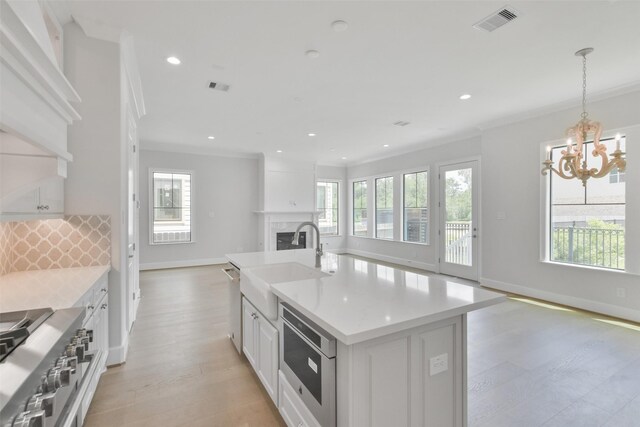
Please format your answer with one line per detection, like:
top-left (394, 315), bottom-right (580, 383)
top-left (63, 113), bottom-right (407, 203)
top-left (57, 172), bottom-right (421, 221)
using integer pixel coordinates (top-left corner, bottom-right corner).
top-left (88, 305), bottom-right (95, 310)
top-left (101, 288), bottom-right (107, 293)
top-left (101, 304), bottom-right (107, 309)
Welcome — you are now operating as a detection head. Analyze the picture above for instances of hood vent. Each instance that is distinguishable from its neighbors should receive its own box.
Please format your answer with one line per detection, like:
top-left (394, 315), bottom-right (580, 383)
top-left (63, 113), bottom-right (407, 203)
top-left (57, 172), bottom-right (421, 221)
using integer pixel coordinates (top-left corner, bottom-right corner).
top-left (473, 6), bottom-right (519, 32)
top-left (208, 81), bottom-right (230, 92)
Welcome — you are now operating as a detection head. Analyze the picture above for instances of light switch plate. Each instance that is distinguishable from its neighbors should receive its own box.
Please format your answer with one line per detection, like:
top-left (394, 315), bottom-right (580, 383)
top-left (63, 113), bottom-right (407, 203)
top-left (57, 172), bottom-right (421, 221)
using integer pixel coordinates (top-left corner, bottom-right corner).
top-left (430, 353), bottom-right (448, 376)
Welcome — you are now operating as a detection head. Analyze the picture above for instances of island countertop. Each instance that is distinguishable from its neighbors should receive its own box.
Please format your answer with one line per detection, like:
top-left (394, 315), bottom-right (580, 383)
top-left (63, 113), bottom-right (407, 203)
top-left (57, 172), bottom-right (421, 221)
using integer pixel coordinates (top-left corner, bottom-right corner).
top-left (227, 249), bottom-right (505, 345)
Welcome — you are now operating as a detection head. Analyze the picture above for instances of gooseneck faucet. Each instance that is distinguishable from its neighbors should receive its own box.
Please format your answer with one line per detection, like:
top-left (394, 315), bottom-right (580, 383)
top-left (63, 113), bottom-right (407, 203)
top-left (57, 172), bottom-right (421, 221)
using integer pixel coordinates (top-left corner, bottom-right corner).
top-left (292, 221), bottom-right (323, 268)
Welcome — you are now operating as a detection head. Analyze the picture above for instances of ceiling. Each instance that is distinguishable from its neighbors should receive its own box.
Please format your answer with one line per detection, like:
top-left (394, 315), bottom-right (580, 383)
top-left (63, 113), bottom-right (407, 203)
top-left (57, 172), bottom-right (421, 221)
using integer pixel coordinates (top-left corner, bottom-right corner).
top-left (60, 1), bottom-right (640, 164)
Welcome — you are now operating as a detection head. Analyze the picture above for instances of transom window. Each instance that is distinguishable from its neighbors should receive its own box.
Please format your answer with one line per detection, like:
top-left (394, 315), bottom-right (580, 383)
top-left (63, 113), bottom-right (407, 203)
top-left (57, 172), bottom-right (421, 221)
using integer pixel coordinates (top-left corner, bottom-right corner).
top-left (151, 170), bottom-right (193, 244)
top-left (549, 137), bottom-right (625, 270)
top-left (317, 181), bottom-right (339, 236)
top-left (403, 171), bottom-right (428, 243)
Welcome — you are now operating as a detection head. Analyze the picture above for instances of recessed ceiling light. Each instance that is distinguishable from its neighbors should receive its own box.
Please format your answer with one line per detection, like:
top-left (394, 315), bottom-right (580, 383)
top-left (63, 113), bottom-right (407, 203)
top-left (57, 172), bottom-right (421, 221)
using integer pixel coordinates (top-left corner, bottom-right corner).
top-left (331, 20), bottom-right (349, 32)
top-left (308, 133), bottom-right (316, 137)
top-left (383, 144), bottom-right (389, 148)
top-left (207, 136), bottom-right (215, 140)
top-left (166, 56), bottom-right (181, 65)
top-left (341, 156), bottom-right (347, 160)
top-left (305, 50), bottom-right (320, 59)
top-left (276, 150), bottom-right (283, 153)
top-left (459, 94), bottom-right (472, 100)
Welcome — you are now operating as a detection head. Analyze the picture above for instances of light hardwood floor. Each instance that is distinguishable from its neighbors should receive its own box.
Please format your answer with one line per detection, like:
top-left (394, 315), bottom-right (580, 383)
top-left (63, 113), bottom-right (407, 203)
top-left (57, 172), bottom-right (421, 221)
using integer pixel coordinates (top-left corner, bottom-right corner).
top-left (85, 263), bottom-right (640, 427)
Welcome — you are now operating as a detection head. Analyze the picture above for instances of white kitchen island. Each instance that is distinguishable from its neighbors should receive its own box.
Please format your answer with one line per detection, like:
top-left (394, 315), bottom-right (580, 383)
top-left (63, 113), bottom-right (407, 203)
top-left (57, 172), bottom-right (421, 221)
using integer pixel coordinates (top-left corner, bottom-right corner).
top-left (227, 249), bottom-right (505, 427)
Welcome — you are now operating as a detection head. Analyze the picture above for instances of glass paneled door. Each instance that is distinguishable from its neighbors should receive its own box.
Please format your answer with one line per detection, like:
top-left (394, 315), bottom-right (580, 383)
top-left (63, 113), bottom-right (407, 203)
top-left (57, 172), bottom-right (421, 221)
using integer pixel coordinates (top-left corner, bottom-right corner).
top-left (439, 161), bottom-right (479, 281)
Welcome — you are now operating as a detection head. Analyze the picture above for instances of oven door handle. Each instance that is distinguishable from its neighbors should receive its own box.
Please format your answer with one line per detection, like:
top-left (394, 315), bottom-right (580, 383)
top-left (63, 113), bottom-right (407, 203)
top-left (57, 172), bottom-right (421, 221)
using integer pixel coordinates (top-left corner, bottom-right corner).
top-left (58, 350), bottom-right (104, 427)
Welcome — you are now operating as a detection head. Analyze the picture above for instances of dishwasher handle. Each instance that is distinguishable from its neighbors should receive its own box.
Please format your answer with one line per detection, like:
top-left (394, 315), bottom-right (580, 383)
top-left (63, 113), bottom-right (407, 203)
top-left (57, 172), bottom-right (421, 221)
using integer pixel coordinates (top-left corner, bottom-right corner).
top-left (222, 267), bottom-right (240, 283)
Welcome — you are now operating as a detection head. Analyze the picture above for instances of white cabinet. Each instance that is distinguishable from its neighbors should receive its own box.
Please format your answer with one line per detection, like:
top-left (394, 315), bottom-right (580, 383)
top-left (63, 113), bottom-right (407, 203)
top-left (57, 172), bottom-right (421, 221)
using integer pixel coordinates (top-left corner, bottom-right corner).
top-left (0, 176), bottom-right (64, 219)
top-left (77, 273), bottom-right (109, 424)
top-left (279, 370), bottom-right (321, 427)
top-left (338, 315), bottom-right (465, 427)
top-left (242, 297), bottom-right (279, 405)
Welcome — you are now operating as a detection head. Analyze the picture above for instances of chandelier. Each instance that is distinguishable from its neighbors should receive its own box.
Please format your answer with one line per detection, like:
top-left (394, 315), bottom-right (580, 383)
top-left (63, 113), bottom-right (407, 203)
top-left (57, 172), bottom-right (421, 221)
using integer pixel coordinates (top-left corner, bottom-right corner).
top-left (541, 48), bottom-right (626, 187)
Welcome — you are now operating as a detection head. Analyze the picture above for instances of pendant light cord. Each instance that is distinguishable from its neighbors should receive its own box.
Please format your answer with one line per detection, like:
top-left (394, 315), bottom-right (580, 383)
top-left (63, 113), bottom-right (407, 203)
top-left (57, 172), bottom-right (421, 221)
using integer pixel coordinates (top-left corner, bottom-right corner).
top-left (581, 53), bottom-right (588, 121)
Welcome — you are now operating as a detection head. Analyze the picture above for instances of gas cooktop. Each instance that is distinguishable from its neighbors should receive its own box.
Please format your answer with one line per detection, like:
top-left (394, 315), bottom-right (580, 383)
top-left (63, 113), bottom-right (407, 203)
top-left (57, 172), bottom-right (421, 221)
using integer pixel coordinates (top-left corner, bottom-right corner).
top-left (0, 308), bottom-right (54, 362)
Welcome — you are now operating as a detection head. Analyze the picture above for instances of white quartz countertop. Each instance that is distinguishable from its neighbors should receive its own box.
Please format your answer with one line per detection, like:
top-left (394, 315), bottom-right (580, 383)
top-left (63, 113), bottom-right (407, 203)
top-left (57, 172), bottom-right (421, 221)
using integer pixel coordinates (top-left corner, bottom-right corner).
top-left (227, 250), bottom-right (505, 345)
top-left (0, 266), bottom-right (110, 312)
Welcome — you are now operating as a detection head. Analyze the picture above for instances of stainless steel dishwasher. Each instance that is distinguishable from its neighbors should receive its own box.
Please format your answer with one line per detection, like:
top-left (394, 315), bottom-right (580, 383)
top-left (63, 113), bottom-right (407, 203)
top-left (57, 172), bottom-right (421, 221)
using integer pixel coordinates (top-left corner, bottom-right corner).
top-left (222, 262), bottom-right (241, 353)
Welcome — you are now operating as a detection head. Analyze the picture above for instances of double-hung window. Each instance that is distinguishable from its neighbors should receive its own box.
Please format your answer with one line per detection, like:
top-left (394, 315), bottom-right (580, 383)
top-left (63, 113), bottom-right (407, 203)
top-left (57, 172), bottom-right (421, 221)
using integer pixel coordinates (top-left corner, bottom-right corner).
top-left (317, 181), bottom-right (339, 236)
top-left (375, 176), bottom-right (394, 239)
top-left (151, 170), bottom-right (193, 244)
top-left (549, 137), bottom-right (625, 270)
top-left (353, 181), bottom-right (368, 237)
top-left (403, 171), bottom-right (428, 243)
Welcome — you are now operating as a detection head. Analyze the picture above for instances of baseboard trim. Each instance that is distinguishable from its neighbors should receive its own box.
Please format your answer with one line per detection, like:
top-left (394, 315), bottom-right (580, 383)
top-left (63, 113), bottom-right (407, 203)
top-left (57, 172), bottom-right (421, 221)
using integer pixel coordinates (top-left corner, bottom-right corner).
top-left (140, 257), bottom-right (228, 271)
top-left (345, 248), bottom-right (437, 272)
top-left (480, 277), bottom-right (640, 323)
top-left (107, 333), bottom-right (129, 366)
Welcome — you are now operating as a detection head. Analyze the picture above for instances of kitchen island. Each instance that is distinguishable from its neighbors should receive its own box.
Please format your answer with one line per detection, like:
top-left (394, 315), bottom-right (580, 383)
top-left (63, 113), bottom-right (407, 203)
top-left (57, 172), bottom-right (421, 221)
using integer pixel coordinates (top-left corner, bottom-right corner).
top-left (227, 249), bottom-right (504, 427)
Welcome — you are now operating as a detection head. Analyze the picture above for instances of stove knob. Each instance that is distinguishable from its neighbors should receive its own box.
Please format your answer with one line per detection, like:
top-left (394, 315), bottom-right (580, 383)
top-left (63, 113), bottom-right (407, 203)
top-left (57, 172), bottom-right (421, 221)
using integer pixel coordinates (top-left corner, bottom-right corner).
top-left (44, 368), bottom-right (62, 392)
top-left (65, 344), bottom-right (75, 357)
top-left (12, 410), bottom-right (44, 427)
top-left (56, 355), bottom-right (78, 373)
top-left (25, 392), bottom-right (55, 417)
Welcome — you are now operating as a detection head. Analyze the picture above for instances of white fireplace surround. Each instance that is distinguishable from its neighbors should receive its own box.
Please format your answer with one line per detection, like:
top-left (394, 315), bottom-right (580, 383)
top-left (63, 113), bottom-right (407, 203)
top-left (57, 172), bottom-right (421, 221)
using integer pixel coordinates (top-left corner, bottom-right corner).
top-left (256, 211), bottom-right (320, 252)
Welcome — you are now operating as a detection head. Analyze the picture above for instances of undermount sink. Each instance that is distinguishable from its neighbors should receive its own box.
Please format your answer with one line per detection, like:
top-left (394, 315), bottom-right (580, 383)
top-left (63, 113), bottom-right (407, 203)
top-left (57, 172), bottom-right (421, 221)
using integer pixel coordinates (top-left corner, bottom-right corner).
top-left (241, 262), bottom-right (330, 321)
top-left (248, 262), bottom-right (330, 284)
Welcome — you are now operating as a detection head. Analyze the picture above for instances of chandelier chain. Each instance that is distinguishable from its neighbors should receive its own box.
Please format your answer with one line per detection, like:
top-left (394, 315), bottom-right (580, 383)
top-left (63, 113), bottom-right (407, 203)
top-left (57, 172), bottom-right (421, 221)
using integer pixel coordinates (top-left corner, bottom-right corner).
top-left (581, 54), bottom-right (588, 121)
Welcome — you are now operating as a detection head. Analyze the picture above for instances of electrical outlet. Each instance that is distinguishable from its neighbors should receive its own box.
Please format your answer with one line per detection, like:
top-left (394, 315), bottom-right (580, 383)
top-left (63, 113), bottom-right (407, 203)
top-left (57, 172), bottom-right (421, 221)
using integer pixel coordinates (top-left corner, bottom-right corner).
top-left (429, 353), bottom-right (448, 376)
top-left (616, 287), bottom-right (627, 298)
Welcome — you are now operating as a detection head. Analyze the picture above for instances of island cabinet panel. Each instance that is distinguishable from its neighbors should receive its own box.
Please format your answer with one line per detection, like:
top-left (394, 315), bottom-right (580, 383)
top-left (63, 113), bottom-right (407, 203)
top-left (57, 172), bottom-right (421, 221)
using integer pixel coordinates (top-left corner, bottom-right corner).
top-left (242, 297), bottom-right (279, 405)
top-left (256, 316), bottom-right (279, 400)
top-left (242, 298), bottom-right (258, 368)
top-left (337, 315), bottom-right (466, 427)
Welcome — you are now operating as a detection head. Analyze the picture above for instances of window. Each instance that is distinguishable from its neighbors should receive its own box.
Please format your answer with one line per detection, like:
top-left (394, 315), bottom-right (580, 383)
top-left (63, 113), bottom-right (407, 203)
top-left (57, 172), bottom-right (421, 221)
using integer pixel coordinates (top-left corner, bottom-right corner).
top-left (151, 171), bottom-right (192, 244)
top-left (353, 181), bottom-right (367, 236)
top-left (317, 181), bottom-right (339, 235)
top-left (609, 167), bottom-right (625, 184)
top-left (375, 176), bottom-right (394, 239)
top-left (403, 171), bottom-right (428, 243)
top-left (549, 137), bottom-right (625, 270)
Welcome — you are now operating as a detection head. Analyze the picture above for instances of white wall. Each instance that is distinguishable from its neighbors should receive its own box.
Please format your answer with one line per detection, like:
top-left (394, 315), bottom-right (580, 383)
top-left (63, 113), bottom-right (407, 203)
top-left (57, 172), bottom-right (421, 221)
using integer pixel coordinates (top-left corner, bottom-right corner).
top-left (345, 137), bottom-right (482, 271)
top-left (316, 164), bottom-right (348, 252)
top-left (139, 149), bottom-right (259, 269)
top-left (64, 23), bottom-right (128, 361)
top-left (481, 90), bottom-right (640, 321)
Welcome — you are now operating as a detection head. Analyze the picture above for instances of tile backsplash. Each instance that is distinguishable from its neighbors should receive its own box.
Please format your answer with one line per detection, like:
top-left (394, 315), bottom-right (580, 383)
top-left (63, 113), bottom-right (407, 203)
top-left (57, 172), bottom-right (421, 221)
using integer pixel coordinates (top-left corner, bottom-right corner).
top-left (0, 215), bottom-right (111, 276)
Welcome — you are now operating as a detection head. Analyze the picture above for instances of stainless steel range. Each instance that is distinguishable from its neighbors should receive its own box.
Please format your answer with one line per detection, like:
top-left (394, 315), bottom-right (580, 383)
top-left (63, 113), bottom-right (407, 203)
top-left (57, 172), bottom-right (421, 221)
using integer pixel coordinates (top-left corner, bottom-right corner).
top-left (0, 307), bottom-right (99, 427)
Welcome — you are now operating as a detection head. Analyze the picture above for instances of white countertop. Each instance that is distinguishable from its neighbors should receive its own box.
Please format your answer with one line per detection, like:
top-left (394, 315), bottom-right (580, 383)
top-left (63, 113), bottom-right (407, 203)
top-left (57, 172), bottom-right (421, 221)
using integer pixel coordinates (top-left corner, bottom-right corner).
top-left (227, 250), bottom-right (505, 345)
top-left (0, 266), bottom-right (110, 312)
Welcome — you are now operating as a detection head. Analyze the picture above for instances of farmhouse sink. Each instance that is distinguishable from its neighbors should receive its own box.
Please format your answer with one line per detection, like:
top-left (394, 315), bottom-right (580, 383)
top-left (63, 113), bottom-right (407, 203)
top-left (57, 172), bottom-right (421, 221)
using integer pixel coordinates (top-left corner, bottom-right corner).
top-left (249, 262), bottom-right (330, 284)
top-left (241, 262), bottom-right (330, 321)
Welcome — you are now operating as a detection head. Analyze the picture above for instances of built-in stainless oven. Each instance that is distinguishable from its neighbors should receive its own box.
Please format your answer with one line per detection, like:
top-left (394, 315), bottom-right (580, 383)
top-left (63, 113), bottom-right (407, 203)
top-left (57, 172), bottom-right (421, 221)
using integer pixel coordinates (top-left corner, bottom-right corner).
top-left (279, 302), bottom-right (336, 427)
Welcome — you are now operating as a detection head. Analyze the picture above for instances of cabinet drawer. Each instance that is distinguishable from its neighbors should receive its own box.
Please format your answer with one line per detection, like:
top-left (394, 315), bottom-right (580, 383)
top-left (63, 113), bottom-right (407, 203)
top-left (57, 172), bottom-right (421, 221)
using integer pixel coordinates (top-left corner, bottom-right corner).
top-left (278, 370), bottom-right (320, 427)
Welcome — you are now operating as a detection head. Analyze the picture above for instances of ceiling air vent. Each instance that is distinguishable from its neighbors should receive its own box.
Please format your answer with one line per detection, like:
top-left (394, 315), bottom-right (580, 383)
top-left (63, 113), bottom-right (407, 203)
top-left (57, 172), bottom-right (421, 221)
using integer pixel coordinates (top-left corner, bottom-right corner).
top-left (393, 121), bottom-right (410, 127)
top-left (208, 81), bottom-right (230, 92)
top-left (473, 6), bottom-right (519, 32)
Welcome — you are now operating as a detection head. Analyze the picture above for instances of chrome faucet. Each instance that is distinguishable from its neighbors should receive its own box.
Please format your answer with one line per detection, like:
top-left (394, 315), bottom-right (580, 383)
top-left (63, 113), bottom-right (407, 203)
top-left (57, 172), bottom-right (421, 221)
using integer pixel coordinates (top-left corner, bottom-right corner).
top-left (292, 221), bottom-right (323, 268)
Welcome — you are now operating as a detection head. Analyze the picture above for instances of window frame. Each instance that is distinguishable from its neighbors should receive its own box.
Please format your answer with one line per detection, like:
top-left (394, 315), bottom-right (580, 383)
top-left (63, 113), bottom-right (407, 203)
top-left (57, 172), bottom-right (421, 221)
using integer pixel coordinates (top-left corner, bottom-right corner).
top-left (375, 176), bottom-right (394, 240)
top-left (402, 170), bottom-right (429, 245)
top-left (543, 136), bottom-right (626, 271)
top-left (352, 180), bottom-right (368, 237)
top-left (148, 168), bottom-right (195, 245)
top-left (316, 180), bottom-right (340, 236)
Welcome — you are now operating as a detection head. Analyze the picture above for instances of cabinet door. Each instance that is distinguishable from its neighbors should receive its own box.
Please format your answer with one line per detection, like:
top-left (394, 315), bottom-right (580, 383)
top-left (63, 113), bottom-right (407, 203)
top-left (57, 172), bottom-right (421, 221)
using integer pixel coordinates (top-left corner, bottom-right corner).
top-left (256, 314), bottom-right (279, 404)
top-left (242, 298), bottom-right (257, 368)
top-left (2, 187), bottom-right (39, 213)
top-left (38, 177), bottom-right (64, 213)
